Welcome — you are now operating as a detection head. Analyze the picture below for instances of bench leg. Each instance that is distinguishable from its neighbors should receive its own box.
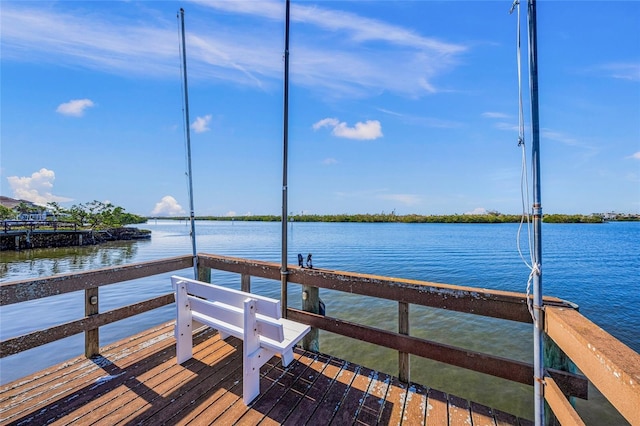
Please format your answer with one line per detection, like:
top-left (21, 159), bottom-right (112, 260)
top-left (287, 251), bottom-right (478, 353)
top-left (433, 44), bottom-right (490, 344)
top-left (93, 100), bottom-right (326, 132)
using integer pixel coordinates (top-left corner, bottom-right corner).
top-left (175, 282), bottom-right (193, 364)
top-left (243, 298), bottom-right (261, 404)
top-left (281, 349), bottom-right (294, 367)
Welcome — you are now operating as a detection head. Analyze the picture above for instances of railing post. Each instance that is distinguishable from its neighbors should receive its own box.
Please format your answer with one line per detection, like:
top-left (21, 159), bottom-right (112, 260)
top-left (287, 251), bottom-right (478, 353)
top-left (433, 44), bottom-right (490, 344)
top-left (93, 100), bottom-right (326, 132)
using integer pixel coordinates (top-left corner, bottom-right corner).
top-left (241, 273), bottom-right (251, 292)
top-left (544, 332), bottom-right (577, 425)
top-left (301, 285), bottom-right (319, 351)
top-left (197, 262), bottom-right (211, 283)
top-left (85, 287), bottom-right (99, 358)
top-left (399, 301), bottom-right (410, 382)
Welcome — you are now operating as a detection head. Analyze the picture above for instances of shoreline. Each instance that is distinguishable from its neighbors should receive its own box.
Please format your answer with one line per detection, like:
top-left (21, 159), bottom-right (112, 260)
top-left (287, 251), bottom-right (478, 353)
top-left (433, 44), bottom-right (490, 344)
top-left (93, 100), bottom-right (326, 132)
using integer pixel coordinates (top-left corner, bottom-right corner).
top-left (148, 213), bottom-right (638, 224)
top-left (0, 226), bottom-right (150, 251)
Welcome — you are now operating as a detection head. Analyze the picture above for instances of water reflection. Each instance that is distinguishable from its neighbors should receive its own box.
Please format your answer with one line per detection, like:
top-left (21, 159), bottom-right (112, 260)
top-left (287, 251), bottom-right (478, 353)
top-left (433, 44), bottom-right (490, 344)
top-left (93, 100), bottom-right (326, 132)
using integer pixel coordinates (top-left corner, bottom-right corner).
top-left (0, 241), bottom-right (139, 281)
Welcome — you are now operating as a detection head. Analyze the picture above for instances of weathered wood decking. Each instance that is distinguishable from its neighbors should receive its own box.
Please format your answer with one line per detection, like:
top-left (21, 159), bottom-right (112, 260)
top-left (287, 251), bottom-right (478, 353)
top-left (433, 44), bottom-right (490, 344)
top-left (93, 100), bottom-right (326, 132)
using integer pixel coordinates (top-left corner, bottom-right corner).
top-left (0, 322), bottom-right (533, 426)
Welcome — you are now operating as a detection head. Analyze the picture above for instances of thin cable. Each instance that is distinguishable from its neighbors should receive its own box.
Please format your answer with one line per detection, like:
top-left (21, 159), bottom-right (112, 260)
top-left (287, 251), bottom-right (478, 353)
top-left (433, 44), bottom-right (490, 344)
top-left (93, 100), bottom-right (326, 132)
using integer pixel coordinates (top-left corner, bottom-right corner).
top-left (177, 13), bottom-right (191, 202)
top-left (511, 0), bottom-right (536, 323)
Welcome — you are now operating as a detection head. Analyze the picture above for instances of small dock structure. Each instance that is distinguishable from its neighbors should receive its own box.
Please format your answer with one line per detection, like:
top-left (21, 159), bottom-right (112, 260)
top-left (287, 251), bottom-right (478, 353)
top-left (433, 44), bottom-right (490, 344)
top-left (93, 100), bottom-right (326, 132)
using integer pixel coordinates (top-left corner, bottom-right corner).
top-left (1, 254), bottom-right (638, 425)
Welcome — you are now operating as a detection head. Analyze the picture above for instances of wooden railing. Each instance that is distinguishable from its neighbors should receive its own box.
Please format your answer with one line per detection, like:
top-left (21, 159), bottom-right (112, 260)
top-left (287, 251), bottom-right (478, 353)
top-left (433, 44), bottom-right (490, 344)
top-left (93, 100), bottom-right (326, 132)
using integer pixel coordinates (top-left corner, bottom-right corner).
top-left (1, 220), bottom-right (78, 233)
top-left (1, 253), bottom-right (638, 424)
top-left (0, 255), bottom-right (193, 357)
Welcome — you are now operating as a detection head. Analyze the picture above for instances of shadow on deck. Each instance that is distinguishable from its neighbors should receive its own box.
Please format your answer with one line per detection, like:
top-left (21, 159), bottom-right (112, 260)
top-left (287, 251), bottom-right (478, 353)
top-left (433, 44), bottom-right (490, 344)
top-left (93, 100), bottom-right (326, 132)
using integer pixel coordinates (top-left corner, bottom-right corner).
top-left (1, 322), bottom-right (532, 426)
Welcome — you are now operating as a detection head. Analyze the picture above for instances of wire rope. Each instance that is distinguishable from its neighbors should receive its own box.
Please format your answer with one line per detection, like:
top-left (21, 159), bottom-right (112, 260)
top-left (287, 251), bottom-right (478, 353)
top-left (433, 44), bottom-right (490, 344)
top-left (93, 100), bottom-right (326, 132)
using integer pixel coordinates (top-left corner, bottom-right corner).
top-left (511, 0), bottom-right (537, 324)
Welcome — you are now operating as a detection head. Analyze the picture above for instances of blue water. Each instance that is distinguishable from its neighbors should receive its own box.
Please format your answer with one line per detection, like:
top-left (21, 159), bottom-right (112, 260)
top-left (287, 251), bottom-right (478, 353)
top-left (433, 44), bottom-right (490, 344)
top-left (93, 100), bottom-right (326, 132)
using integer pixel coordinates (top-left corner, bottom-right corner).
top-left (1, 220), bottom-right (637, 424)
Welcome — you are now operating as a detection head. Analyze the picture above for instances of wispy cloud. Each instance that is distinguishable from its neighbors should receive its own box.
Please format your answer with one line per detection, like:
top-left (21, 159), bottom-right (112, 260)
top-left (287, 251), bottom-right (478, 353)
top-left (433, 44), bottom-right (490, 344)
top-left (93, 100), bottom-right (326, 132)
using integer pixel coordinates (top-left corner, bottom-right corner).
top-left (629, 152), bottom-right (640, 160)
top-left (191, 0), bottom-right (465, 54)
top-left (322, 158), bottom-right (338, 165)
top-left (600, 63), bottom-right (640, 82)
top-left (1, 2), bottom-right (468, 98)
top-left (377, 108), bottom-right (403, 117)
top-left (541, 128), bottom-right (580, 146)
top-left (191, 115), bottom-right (212, 133)
top-left (482, 112), bottom-right (510, 119)
top-left (378, 193), bottom-right (421, 206)
top-left (6, 168), bottom-right (72, 205)
top-left (56, 99), bottom-right (95, 117)
top-left (151, 195), bottom-right (185, 216)
top-left (313, 118), bottom-right (383, 140)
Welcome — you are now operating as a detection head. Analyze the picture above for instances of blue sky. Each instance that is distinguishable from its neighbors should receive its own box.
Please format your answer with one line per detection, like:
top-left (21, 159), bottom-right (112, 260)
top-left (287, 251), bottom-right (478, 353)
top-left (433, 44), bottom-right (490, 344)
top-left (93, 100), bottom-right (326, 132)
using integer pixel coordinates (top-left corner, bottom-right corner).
top-left (1, 1), bottom-right (638, 217)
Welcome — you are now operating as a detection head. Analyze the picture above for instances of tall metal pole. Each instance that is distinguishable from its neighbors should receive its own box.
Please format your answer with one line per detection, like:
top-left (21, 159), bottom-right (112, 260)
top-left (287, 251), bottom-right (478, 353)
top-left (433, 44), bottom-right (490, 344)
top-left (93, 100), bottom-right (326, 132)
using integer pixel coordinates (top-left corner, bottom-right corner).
top-left (179, 8), bottom-right (198, 279)
top-left (528, 1), bottom-right (545, 424)
top-left (280, 0), bottom-right (291, 317)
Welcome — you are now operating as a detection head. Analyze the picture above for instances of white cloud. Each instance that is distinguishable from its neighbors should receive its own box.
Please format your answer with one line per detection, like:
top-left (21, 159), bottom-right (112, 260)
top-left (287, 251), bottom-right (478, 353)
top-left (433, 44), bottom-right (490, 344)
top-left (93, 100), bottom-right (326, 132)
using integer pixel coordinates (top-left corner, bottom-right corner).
top-left (313, 118), bottom-right (383, 140)
top-left (225, 211), bottom-right (237, 217)
top-left (322, 158), bottom-right (338, 165)
top-left (312, 118), bottom-right (340, 130)
top-left (465, 207), bottom-right (488, 215)
top-left (191, 115), bottom-right (212, 133)
top-left (6, 168), bottom-right (72, 205)
top-left (629, 152), bottom-right (640, 160)
top-left (56, 99), bottom-right (94, 117)
top-left (151, 195), bottom-right (185, 216)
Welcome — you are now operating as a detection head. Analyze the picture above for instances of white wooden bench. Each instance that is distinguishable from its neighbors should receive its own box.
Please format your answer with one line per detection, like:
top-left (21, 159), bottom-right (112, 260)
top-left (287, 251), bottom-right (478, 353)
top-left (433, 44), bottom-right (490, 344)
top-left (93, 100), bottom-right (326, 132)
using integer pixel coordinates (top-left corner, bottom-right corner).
top-left (171, 275), bottom-right (311, 404)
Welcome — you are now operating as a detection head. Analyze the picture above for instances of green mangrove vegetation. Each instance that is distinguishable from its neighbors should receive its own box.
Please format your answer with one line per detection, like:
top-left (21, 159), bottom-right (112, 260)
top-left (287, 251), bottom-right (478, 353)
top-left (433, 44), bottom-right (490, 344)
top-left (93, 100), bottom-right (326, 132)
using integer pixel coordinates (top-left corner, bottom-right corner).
top-left (2, 200), bottom-right (147, 230)
top-left (149, 211), bottom-right (636, 224)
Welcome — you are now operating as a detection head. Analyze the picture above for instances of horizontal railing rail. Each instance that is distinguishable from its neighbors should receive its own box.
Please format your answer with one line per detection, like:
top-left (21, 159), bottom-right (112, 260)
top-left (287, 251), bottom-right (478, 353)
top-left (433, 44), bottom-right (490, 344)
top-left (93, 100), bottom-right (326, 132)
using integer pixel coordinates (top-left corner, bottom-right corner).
top-left (1, 255), bottom-right (193, 305)
top-left (1, 220), bottom-right (78, 233)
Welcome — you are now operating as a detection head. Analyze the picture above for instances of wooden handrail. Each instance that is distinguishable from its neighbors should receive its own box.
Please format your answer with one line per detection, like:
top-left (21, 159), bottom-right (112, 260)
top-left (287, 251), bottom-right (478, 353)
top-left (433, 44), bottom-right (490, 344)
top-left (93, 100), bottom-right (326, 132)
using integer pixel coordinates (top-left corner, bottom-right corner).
top-left (545, 306), bottom-right (640, 425)
top-left (198, 253), bottom-right (574, 323)
top-left (0, 255), bottom-right (193, 305)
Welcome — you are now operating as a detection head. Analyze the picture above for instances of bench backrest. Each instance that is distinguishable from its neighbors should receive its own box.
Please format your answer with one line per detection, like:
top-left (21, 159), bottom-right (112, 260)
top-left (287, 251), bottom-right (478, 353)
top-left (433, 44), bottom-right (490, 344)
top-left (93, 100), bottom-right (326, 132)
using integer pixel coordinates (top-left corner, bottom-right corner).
top-left (171, 275), bottom-right (284, 342)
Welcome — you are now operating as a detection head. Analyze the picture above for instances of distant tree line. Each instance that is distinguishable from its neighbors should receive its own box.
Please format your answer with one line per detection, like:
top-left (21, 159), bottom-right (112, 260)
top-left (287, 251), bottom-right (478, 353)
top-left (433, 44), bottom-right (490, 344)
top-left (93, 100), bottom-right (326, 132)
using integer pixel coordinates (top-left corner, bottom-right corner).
top-left (150, 211), bottom-right (626, 224)
top-left (0, 200), bottom-right (146, 229)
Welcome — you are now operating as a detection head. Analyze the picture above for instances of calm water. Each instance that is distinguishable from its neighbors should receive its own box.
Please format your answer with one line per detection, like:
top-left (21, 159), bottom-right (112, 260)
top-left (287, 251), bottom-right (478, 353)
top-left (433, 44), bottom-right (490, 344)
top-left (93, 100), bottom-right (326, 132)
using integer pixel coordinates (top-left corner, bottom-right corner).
top-left (1, 220), bottom-right (638, 424)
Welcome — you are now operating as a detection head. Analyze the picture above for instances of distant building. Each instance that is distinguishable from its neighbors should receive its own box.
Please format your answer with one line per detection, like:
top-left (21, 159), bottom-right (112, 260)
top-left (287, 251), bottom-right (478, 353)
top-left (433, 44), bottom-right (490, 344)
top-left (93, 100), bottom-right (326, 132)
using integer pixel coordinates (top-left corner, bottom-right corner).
top-left (0, 196), bottom-right (52, 220)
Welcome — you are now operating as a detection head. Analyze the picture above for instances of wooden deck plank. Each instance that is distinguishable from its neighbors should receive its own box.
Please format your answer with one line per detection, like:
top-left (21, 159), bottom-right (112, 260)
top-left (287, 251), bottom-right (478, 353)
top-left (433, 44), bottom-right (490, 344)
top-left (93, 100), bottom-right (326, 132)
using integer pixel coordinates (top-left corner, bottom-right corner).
top-left (281, 353), bottom-right (340, 426)
top-left (204, 356), bottom-right (285, 426)
top-left (426, 388), bottom-right (449, 425)
top-left (354, 370), bottom-right (391, 425)
top-left (304, 358), bottom-right (358, 425)
top-left (448, 394), bottom-right (472, 425)
top-left (400, 383), bottom-right (428, 426)
top-left (251, 350), bottom-right (319, 424)
top-left (470, 401), bottom-right (497, 426)
top-left (494, 409), bottom-right (520, 426)
top-left (0, 323), bottom-right (534, 426)
top-left (234, 350), bottom-right (317, 425)
top-left (330, 363), bottom-right (373, 424)
top-left (379, 376), bottom-right (408, 425)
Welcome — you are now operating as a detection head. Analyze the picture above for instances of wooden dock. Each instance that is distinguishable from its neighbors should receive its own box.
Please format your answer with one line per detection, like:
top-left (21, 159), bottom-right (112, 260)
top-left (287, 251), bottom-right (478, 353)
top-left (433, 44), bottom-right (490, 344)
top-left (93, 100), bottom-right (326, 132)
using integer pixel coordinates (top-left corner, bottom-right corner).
top-left (0, 322), bottom-right (533, 426)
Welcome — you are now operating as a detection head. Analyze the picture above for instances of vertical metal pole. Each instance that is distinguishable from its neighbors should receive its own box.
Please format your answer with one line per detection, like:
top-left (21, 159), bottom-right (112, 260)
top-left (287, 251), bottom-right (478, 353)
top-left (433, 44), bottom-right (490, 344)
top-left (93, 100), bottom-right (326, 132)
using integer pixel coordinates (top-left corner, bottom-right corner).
top-left (179, 8), bottom-right (199, 279)
top-left (528, 1), bottom-right (545, 424)
top-left (280, 0), bottom-right (291, 317)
